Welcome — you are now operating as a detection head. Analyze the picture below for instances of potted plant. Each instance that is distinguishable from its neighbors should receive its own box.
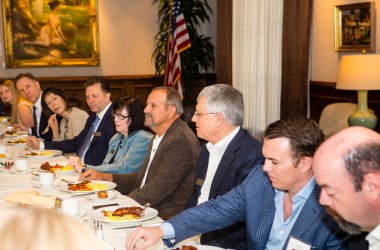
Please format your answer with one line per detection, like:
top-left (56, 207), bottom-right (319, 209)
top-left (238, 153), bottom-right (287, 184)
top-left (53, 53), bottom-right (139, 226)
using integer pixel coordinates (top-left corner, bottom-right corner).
top-left (152, 0), bottom-right (215, 104)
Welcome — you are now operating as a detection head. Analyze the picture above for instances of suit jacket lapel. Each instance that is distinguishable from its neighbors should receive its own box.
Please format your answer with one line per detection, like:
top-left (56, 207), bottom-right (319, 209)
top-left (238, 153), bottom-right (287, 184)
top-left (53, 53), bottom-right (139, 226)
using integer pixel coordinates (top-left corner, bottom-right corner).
top-left (287, 185), bottom-right (323, 239)
top-left (209, 128), bottom-right (243, 199)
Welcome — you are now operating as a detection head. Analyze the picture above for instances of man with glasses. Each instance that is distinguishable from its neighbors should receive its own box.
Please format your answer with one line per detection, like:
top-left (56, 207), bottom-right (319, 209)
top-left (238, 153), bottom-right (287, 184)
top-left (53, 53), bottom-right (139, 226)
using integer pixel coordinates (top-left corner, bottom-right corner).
top-left (184, 84), bottom-right (263, 249)
top-left (27, 77), bottom-right (116, 166)
top-left (80, 87), bottom-right (200, 218)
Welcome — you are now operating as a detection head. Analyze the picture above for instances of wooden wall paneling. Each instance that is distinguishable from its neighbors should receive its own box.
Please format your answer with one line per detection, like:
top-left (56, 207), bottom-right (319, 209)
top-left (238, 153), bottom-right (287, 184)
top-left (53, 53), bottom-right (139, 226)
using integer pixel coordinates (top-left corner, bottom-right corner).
top-left (216, 0), bottom-right (232, 85)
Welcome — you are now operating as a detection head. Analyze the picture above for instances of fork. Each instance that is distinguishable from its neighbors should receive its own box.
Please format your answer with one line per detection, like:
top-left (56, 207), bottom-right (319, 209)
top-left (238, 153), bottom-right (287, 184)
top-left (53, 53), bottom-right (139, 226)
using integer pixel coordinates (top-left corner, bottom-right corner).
top-left (40, 122), bottom-right (51, 135)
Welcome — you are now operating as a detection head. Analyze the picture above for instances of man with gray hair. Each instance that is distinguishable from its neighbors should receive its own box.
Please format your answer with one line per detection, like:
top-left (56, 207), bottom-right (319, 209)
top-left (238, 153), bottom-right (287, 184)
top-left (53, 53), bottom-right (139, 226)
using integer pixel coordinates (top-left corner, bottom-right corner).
top-left (81, 87), bottom-right (200, 218)
top-left (185, 84), bottom-right (263, 249)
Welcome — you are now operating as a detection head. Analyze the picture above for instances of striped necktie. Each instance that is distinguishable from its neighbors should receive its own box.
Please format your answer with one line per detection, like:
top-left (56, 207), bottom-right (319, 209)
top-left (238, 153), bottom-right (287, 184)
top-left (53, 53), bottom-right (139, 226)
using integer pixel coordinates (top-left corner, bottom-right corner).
top-left (77, 116), bottom-right (100, 160)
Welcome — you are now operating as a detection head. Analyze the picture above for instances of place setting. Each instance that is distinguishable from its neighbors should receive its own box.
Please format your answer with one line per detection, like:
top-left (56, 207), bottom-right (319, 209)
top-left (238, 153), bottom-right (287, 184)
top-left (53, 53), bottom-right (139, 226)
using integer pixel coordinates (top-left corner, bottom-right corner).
top-left (9, 159), bottom-right (32, 174)
top-left (32, 172), bottom-right (60, 189)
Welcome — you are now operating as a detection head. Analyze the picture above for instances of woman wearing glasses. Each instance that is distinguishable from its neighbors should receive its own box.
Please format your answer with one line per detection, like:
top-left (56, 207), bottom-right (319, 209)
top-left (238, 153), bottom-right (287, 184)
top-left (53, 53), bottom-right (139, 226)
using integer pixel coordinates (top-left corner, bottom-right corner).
top-left (41, 87), bottom-right (89, 141)
top-left (69, 95), bottom-right (153, 174)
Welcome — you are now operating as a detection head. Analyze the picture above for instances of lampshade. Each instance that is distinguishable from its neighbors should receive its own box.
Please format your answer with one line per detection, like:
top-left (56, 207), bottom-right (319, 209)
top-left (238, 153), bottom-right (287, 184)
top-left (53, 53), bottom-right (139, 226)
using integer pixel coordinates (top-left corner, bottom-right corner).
top-left (336, 54), bottom-right (380, 129)
top-left (336, 54), bottom-right (380, 90)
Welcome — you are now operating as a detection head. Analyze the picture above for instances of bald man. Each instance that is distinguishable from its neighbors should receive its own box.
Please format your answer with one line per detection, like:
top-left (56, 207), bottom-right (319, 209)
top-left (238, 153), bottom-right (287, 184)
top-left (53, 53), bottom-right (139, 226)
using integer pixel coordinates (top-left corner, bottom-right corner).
top-left (313, 126), bottom-right (380, 249)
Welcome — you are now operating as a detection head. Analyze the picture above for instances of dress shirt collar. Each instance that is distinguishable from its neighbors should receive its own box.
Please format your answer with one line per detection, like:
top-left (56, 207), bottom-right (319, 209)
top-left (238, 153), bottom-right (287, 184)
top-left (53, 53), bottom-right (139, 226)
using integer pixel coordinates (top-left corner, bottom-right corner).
top-left (206, 126), bottom-right (240, 154)
top-left (97, 102), bottom-right (112, 120)
top-left (35, 92), bottom-right (42, 112)
top-left (274, 176), bottom-right (316, 201)
top-left (367, 224), bottom-right (380, 248)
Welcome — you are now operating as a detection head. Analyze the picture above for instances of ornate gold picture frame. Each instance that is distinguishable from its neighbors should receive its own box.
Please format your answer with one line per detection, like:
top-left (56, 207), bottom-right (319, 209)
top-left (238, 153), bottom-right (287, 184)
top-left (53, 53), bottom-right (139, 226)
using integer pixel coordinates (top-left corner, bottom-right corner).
top-left (335, 2), bottom-right (375, 52)
top-left (2, 0), bottom-right (100, 68)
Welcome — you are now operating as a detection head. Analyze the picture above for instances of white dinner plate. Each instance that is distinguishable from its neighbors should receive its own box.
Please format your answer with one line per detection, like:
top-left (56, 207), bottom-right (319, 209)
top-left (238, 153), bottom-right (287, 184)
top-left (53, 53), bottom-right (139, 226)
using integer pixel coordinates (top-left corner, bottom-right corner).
top-left (0, 154), bottom-right (13, 160)
top-left (59, 180), bottom-right (117, 194)
top-left (38, 168), bottom-right (76, 175)
top-left (33, 182), bottom-right (59, 189)
top-left (6, 141), bottom-right (27, 147)
top-left (10, 169), bottom-right (32, 174)
top-left (87, 190), bottom-right (117, 201)
top-left (90, 205), bottom-right (158, 224)
top-left (178, 245), bottom-right (224, 250)
top-left (22, 150), bottom-right (63, 159)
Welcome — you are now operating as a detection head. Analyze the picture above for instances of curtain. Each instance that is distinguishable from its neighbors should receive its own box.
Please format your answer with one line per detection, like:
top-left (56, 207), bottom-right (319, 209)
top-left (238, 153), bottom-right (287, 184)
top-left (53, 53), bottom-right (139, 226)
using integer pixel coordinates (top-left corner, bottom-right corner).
top-left (232, 0), bottom-right (284, 140)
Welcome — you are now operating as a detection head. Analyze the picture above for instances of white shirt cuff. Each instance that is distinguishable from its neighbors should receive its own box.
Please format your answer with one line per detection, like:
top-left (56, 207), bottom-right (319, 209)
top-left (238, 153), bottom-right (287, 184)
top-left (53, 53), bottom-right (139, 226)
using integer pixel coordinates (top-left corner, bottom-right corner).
top-left (160, 222), bottom-right (175, 239)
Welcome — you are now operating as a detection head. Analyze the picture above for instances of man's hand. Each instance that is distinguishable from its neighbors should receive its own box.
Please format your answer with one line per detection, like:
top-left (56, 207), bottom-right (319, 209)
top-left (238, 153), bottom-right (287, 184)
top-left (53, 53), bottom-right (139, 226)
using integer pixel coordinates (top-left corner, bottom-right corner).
top-left (79, 168), bottom-right (113, 181)
top-left (125, 226), bottom-right (164, 250)
top-left (68, 156), bottom-right (83, 173)
top-left (26, 136), bottom-right (40, 149)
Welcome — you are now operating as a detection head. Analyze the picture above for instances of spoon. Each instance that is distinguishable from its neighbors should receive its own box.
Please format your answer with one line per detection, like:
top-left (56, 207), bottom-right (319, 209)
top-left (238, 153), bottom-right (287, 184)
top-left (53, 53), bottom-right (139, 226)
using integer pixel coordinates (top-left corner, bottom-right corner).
top-left (142, 202), bottom-right (150, 216)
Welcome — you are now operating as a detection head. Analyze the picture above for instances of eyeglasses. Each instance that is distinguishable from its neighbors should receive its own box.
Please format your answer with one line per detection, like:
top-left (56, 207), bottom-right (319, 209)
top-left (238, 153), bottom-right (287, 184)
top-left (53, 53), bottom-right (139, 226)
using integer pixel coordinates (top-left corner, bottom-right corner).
top-left (193, 111), bottom-right (219, 117)
top-left (112, 112), bottom-right (130, 120)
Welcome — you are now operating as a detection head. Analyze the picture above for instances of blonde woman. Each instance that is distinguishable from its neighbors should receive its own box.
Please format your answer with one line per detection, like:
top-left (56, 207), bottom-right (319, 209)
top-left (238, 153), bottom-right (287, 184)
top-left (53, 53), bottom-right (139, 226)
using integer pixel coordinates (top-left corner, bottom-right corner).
top-left (0, 208), bottom-right (103, 250)
top-left (0, 79), bottom-right (33, 126)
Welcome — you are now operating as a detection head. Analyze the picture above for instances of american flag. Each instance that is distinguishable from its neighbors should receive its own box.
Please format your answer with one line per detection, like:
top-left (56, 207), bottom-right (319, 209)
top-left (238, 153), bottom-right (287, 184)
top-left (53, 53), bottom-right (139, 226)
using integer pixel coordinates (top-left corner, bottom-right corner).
top-left (164, 0), bottom-right (191, 99)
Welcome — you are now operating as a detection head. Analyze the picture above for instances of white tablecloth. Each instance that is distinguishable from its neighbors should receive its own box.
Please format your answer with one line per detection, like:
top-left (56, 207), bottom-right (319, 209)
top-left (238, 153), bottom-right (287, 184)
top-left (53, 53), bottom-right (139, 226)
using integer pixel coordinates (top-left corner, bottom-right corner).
top-left (0, 145), bottom-right (164, 250)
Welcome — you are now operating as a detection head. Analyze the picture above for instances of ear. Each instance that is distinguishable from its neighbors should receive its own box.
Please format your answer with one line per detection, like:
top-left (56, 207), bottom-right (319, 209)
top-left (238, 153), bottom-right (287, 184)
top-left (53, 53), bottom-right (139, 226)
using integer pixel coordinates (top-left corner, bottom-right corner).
top-left (167, 105), bottom-right (177, 119)
top-left (105, 92), bottom-right (111, 101)
top-left (299, 156), bottom-right (313, 173)
top-left (35, 81), bottom-right (41, 89)
top-left (215, 113), bottom-right (224, 127)
top-left (362, 173), bottom-right (380, 200)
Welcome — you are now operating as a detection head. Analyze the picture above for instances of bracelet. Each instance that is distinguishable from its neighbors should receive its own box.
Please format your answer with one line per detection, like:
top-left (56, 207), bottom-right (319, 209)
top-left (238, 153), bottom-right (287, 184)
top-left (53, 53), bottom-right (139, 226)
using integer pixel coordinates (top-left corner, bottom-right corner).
top-left (81, 165), bottom-right (88, 173)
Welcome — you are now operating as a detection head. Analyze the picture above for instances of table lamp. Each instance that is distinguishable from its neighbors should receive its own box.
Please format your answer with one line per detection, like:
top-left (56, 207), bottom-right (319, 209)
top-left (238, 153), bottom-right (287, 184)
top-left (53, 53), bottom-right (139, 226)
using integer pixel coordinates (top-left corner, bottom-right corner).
top-left (336, 54), bottom-right (380, 129)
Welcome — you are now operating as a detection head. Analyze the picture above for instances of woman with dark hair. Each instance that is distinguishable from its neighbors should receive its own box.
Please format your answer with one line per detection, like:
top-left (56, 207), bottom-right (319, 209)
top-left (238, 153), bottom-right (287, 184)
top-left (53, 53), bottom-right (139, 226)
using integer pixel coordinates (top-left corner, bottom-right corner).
top-left (69, 95), bottom-right (153, 174)
top-left (42, 87), bottom-right (88, 141)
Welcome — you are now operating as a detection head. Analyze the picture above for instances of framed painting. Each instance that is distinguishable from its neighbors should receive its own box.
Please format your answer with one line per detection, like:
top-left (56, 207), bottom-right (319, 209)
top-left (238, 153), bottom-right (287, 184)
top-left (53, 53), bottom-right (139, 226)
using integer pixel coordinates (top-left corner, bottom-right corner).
top-left (2, 0), bottom-right (100, 68)
top-left (335, 2), bottom-right (375, 52)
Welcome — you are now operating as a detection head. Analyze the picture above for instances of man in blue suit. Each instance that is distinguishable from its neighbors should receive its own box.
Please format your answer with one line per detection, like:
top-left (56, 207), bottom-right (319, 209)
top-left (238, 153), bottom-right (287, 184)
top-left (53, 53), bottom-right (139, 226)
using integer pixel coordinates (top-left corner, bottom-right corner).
top-left (27, 78), bottom-right (116, 166)
top-left (186, 84), bottom-right (263, 249)
top-left (126, 116), bottom-right (349, 250)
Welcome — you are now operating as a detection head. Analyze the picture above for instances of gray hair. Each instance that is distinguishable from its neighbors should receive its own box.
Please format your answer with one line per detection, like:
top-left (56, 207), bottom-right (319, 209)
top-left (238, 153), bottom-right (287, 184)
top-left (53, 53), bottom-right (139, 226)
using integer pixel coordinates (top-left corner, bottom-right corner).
top-left (152, 86), bottom-right (183, 115)
top-left (198, 84), bottom-right (244, 126)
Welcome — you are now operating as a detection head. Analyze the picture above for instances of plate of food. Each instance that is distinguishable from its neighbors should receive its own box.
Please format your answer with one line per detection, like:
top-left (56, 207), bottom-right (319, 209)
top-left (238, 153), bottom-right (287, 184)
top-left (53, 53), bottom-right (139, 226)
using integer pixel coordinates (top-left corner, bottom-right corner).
top-left (23, 150), bottom-right (63, 159)
top-left (38, 162), bottom-right (76, 174)
top-left (6, 138), bottom-right (27, 146)
top-left (59, 180), bottom-right (117, 194)
top-left (87, 190), bottom-right (117, 201)
top-left (0, 153), bottom-right (13, 160)
top-left (90, 205), bottom-right (158, 224)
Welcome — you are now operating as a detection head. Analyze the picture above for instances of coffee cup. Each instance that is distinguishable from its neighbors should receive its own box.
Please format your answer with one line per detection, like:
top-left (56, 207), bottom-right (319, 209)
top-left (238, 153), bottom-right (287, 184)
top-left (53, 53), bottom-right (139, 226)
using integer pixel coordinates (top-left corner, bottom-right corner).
top-left (0, 145), bottom-right (6, 154)
top-left (61, 199), bottom-right (79, 216)
top-left (39, 172), bottom-right (54, 187)
top-left (15, 159), bottom-right (29, 172)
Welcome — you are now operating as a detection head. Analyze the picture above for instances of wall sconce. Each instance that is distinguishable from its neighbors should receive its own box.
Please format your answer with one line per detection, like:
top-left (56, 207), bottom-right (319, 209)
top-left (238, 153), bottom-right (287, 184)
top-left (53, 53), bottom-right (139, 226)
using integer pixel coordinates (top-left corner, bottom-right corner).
top-left (336, 54), bottom-right (380, 129)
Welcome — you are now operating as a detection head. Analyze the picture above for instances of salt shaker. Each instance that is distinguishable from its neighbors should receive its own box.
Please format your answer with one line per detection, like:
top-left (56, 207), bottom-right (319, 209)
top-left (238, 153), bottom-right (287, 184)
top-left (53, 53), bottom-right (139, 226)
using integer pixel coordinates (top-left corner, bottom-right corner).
top-left (96, 221), bottom-right (104, 241)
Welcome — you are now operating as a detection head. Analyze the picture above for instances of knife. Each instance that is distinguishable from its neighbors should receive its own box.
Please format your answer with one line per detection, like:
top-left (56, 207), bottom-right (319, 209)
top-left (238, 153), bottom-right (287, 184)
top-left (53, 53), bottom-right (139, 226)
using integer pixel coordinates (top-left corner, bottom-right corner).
top-left (92, 203), bottom-right (119, 210)
top-left (112, 222), bottom-right (162, 230)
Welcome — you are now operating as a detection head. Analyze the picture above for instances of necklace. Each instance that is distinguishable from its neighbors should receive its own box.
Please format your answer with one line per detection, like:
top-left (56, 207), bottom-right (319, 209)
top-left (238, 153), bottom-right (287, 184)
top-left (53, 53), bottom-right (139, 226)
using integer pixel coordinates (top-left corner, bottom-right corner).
top-left (62, 108), bottom-right (73, 139)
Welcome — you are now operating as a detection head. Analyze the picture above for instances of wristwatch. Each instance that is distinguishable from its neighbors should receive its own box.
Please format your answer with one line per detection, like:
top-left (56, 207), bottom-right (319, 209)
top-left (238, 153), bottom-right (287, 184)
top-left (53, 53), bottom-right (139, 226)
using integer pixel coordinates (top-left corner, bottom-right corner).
top-left (81, 165), bottom-right (88, 173)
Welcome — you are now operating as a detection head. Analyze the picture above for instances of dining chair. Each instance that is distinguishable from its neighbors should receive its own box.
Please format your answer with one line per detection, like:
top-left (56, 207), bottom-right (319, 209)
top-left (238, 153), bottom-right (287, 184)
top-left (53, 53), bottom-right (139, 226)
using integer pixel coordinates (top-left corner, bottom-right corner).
top-left (318, 103), bottom-right (357, 139)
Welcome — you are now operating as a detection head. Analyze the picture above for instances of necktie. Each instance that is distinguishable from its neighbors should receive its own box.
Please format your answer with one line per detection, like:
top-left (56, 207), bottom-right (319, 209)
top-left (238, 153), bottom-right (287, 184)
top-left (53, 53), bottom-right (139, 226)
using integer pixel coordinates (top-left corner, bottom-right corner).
top-left (32, 106), bottom-right (38, 137)
top-left (77, 116), bottom-right (100, 160)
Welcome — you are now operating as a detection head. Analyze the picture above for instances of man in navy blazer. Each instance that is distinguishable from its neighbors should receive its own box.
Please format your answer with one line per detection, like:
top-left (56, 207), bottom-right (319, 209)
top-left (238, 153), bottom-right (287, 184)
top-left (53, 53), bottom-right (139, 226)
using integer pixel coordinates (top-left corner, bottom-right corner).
top-left (27, 78), bottom-right (116, 166)
top-left (126, 116), bottom-right (349, 250)
top-left (186, 84), bottom-right (263, 249)
top-left (15, 73), bottom-right (53, 141)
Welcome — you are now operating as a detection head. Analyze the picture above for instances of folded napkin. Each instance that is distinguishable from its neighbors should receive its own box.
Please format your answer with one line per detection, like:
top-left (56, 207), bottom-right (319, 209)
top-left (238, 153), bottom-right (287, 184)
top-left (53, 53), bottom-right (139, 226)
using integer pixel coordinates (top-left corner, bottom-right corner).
top-left (5, 189), bottom-right (57, 208)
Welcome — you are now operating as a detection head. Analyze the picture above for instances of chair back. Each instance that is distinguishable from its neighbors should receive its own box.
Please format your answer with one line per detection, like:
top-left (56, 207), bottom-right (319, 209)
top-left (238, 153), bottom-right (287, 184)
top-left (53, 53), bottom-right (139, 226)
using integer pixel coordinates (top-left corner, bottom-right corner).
top-left (319, 103), bottom-right (357, 139)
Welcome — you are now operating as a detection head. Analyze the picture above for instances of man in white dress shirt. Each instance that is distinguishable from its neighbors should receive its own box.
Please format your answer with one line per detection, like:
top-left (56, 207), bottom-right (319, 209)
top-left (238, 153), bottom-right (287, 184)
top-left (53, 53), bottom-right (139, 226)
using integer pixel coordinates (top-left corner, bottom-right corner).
top-left (313, 126), bottom-right (380, 249)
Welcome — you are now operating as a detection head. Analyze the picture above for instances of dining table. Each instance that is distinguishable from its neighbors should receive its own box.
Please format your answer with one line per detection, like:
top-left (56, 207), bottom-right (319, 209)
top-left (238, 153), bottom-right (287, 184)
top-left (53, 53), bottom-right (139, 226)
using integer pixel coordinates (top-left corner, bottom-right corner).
top-left (0, 142), bottom-right (167, 250)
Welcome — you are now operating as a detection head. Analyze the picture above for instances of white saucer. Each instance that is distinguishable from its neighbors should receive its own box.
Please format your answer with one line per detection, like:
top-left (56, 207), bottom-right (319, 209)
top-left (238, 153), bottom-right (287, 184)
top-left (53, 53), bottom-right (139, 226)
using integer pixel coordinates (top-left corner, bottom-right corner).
top-left (86, 190), bottom-right (117, 201)
top-left (33, 182), bottom-right (59, 189)
top-left (10, 169), bottom-right (32, 174)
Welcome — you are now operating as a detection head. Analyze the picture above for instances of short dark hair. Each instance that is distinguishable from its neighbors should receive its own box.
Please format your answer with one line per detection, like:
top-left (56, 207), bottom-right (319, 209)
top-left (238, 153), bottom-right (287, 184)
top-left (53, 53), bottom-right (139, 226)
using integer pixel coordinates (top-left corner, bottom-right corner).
top-left (264, 116), bottom-right (324, 165)
top-left (113, 95), bottom-right (146, 134)
top-left (84, 77), bottom-right (111, 94)
top-left (14, 73), bottom-right (37, 87)
top-left (344, 143), bottom-right (380, 191)
top-left (41, 87), bottom-right (68, 117)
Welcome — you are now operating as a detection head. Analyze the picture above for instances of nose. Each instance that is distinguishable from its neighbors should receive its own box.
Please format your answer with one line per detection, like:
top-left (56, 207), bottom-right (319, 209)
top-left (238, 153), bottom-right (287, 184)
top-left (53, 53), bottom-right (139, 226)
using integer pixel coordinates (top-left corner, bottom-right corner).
top-left (191, 114), bottom-right (197, 122)
top-left (262, 160), bottom-right (271, 173)
top-left (319, 189), bottom-right (332, 206)
top-left (144, 105), bottom-right (150, 113)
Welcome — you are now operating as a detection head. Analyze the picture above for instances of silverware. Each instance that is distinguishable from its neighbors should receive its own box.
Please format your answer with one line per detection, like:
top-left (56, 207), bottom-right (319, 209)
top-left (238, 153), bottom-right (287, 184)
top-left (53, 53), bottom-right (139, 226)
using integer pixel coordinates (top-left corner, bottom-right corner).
top-left (92, 203), bottom-right (119, 210)
top-left (69, 192), bottom-right (94, 197)
top-left (112, 222), bottom-right (162, 230)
